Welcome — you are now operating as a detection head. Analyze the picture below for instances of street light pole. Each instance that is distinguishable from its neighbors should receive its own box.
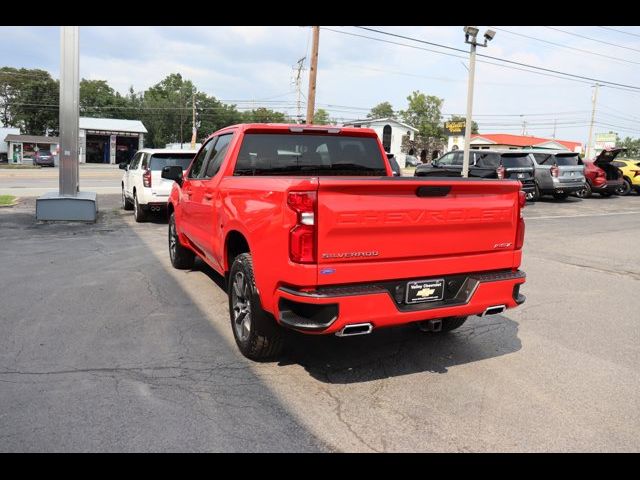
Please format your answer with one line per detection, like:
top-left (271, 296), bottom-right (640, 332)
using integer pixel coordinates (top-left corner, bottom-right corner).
top-left (461, 27), bottom-right (495, 178)
top-left (462, 41), bottom-right (476, 178)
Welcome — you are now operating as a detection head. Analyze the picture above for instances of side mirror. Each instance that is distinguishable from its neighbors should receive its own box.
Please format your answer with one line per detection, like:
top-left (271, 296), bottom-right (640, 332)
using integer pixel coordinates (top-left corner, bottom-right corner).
top-left (162, 165), bottom-right (183, 186)
top-left (119, 163), bottom-right (128, 170)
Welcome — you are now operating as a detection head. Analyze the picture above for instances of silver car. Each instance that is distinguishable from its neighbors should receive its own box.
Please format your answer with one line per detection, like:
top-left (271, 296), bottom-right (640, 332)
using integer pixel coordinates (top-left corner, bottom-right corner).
top-left (529, 150), bottom-right (586, 200)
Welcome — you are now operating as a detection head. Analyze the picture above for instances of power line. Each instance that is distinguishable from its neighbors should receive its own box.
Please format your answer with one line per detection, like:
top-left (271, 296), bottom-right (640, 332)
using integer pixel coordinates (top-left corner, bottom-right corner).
top-left (543, 26), bottom-right (640, 54)
top-left (489, 26), bottom-right (640, 67)
top-left (597, 26), bottom-right (640, 39)
top-left (352, 26), bottom-right (640, 91)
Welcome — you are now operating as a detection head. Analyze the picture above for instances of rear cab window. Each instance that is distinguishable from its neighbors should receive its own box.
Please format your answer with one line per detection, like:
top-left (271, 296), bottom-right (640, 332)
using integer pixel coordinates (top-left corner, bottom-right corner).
top-left (501, 154), bottom-right (533, 168)
top-left (555, 154), bottom-right (583, 166)
top-left (233, 133), bottom-right (387, 176)
top-left (150, 153), bottom-right (195, 171)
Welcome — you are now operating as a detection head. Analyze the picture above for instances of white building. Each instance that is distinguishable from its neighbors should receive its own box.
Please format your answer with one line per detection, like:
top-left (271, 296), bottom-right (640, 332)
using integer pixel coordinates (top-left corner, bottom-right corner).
top-left (1, 127), bottom-right (21, 161)
top-left (78, 117), bottom-right (147, 164)
top-left (342, 118), bottom-right (417, 166)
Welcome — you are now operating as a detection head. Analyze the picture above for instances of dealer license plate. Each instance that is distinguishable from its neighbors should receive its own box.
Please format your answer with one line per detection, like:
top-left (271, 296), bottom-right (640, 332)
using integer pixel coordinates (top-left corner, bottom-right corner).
top-left (405, 279), bottom-right (445, 304)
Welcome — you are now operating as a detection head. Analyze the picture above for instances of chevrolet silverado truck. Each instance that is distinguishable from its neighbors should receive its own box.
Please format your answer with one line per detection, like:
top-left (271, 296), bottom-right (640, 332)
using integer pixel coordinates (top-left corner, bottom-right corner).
top-left (162, 124), bottom-right (527, 360)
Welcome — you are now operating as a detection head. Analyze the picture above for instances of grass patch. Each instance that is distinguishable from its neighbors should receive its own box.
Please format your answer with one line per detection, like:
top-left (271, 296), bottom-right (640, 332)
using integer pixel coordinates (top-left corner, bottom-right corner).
top-left (0, 195), bottom-right (16, 206)
top-left (0, 164), bottom-right (39, 169)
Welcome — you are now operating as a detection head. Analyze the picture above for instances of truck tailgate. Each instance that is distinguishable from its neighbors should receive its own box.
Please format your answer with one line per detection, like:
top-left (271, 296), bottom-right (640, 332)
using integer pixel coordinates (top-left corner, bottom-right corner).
top-left (316, 178), bottom-right (521, 278)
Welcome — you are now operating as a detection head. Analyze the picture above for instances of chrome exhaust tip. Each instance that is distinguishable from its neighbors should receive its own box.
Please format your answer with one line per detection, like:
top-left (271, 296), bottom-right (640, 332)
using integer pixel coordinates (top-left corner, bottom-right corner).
top-left (482, 305), bottom-right (505, 316)
top-left (335, 323), bottom-right (373, 337)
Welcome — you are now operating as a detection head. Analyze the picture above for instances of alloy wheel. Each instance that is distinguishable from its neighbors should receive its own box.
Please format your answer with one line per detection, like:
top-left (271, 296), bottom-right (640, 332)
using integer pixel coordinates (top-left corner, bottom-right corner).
top-left (231, 272), bottom-right (252, 342)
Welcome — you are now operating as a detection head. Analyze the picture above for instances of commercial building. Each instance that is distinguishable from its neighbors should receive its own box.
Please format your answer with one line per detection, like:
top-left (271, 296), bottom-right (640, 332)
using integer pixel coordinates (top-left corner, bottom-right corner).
top-left (469, 133), bottom-right (582, 153)
top-left (1, 127), bottom-right (21, 162)
top-left (79, 117), bottom-right (147, 164)
top-left (4, 134), bottom-right (59, 164)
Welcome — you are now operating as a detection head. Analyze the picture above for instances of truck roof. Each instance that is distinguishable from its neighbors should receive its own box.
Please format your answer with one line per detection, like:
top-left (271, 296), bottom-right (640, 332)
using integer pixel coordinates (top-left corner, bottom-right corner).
top-left (210, 123), bottom-right (380, 139)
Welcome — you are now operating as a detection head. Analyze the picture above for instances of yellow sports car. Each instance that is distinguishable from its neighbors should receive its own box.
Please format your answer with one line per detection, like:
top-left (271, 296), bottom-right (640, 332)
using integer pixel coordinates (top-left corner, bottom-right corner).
top-left (612, 159), bottom-right (640, 195)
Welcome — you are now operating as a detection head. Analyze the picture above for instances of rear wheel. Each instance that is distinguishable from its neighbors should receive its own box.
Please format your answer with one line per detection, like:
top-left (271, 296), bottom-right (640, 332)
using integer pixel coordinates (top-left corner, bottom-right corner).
top-left (229, 253), bottom-right (284, 361)
top-left (133, 193), bottom-right (147, 222)
top-left (168, 213), bottom-right (194, 269)
top-left (553, 192), bottom-right (569, 200)
top-left (530, 183), bottom-right (541, 202)
top-left (122, 186), bottom-right (133, 210)
top-left (575, 182), bottom-right (591, 198)
top-left (616, 179), bottom-right (632, 196)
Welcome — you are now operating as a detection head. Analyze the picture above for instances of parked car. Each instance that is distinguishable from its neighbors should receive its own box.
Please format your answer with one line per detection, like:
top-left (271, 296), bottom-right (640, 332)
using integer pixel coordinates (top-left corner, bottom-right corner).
top-left (415, 149), bottom-right (537, 199)
top-left (529, 150), bottom-right (585, 200)
top-left (386, 153), bottom-right (401, 176)
top-left (404, 154), bottom-right (420, 167)
top-left (33, 149), bottom-right (55, 167)
top-left (611, 158), bottom-right (640, 196)
top-left (574, 148), bottom-right (625, 198)
top-left (162, 124), bottom-right (527, 360)
top-left (120, 149), bottom-right (197, 222)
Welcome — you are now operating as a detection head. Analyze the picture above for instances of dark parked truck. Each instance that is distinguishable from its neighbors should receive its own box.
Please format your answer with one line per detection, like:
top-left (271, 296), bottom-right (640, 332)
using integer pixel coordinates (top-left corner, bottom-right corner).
top-left (163, 124), bottom-right (527, 360)
top-left (414, 149), bottom-right (536, 199)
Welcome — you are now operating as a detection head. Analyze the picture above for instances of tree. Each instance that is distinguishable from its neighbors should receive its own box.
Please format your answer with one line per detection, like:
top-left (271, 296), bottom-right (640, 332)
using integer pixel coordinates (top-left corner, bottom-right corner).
top-left (399, 91), bottom-right (444, 139)
top-left (80, 79), bottom-right (128, 118)
top-left (367, 101), bottom-right (395, 119)
top-left (616, 135), bottom-right (640, 158)
top-left (0, 67), bottom-right (21, 127)
top-left (313, 108), bottom-right (331, 125)
top-left (12, 69), bottom-right (59, 135)
top-left (448, 114), bottom-right (479, 134)
top-left (242, 107), bottom-right (287, 124)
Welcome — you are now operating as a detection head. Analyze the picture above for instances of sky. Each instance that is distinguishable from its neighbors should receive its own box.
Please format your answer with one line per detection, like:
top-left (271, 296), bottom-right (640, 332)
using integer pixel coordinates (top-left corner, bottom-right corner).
top-left (2, 25), bottom-right (640, 145)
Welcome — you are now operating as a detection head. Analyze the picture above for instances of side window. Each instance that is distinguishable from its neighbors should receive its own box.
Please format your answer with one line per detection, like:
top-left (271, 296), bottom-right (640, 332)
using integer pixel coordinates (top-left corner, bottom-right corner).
top-left (188, 139), bottom-right (215, 179)
top-left (437, 153), bottom-right (455, 166)
top-left (451, 152), bottom-right (464, 166)
top-left (130, 152), bottom-right (142, 170)
top-left (141, 153), bottom-right (148, 170)
top-left (475, 153), bottom-right (500, 168)
top-left (203, 134), bottom-right (233, 178)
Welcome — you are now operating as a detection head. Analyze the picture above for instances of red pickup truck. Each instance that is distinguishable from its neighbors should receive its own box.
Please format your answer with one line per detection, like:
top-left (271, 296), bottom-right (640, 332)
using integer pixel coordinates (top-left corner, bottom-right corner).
top-left (162, 124), bottom-right (527, 360)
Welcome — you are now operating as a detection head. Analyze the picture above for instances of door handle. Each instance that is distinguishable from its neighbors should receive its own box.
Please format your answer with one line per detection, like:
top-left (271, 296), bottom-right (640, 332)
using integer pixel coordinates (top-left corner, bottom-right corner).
top-left (204, 193), bottom-right (213, 200)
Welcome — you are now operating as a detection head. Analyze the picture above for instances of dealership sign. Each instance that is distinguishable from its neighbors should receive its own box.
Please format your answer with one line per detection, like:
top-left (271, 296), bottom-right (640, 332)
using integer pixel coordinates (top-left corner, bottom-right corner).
top-left (444, 121), bottom-right (466, 136)
top-left (594, 133), bottom-right (617, 152)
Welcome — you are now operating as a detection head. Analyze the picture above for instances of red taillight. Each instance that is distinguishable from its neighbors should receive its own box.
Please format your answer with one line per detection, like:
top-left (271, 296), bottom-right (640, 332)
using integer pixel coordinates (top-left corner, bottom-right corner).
top-left (287, 191), bottom-right (316, 263)
top-left (496, 165), bottom-right (505, 180)
top-left (515, 190), bottom-right (526, 250)
top-left (143, 169), bottom-right (151, 188)
top-left (515, 217), bottom-right (525, 250)
top-left (550, 165), bottom-right (559, 178)
top-left (518, 191), bottom-right (526, 209)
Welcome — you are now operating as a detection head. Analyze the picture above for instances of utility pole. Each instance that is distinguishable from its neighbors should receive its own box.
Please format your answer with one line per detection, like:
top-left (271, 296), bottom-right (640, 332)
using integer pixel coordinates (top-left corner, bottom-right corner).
top-left (462, 27), bottom-right (495, 178)
top-left (586, 83), bottom-right (600, 159)
top-left (552, 118), bottom-right (556, 138)
top-left (292, 57), bottom-right (306, 124)
top-left (521, 119), bottom-right (527, 136)
top-left (190, 87), bottom-right (196, 149)
top-left (306, 26), bottom-right (320, 124)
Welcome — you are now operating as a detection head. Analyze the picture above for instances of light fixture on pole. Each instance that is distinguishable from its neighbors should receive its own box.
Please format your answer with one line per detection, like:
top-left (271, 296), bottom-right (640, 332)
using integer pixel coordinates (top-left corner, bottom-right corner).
top-left (461, 26), bottom-right (495, 178)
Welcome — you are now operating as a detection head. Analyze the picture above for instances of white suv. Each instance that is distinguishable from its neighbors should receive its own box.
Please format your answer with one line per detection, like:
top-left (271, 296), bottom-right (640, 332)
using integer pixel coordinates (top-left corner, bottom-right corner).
top-left (120, 149), bottom-right (197, 222)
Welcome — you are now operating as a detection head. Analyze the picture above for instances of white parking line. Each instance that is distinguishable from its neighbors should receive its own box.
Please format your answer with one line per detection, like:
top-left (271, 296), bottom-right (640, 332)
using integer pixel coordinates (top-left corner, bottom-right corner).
top-left (527, 211), bottom-right (640, 220)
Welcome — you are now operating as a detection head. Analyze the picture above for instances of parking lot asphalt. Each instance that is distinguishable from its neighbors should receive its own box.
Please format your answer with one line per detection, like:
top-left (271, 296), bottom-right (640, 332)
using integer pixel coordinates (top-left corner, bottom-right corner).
top-left (1, 192), bottom-right (639, 452)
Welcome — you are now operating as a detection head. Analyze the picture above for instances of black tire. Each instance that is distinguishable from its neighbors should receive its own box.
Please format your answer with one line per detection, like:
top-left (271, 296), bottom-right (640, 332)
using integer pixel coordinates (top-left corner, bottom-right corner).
top-left (133, 193), bottom-right (147, 222)
top-left (168, 213), bottom-right (195, 270)
top-left (228, 253), bottom-right (284, 361)
top-left (553, 192), bottom-right (569, 200)
top-left (575, 182), bottom-right (591, 198)
top-left (616, 178), bottom-right (632, 196)
top-left (122, 186), bottom-right (133, 210)
top-left (530, 183), bottom-right (541, 202)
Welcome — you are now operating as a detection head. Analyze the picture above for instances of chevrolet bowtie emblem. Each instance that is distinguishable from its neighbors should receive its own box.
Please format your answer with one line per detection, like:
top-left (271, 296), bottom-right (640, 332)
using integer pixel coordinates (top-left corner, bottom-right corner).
top-left (416, 287), bottom-right (435, 297)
